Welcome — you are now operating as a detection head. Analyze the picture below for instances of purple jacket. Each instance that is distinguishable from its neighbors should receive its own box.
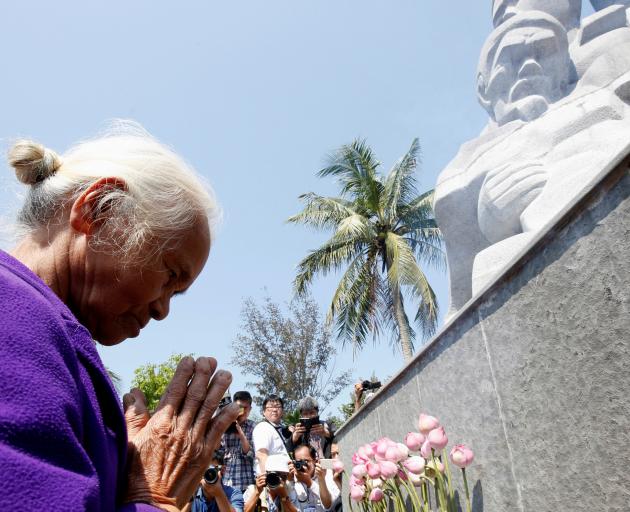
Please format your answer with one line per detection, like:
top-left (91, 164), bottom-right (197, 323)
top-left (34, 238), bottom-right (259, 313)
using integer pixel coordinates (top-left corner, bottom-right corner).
top-left (0, 250), bottom-right (161, 511)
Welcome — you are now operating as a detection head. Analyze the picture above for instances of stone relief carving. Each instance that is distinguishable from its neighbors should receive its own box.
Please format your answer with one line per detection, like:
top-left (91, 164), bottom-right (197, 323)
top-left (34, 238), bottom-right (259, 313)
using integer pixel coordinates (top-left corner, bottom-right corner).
top-left (434, 1), bottom-right (630, 318)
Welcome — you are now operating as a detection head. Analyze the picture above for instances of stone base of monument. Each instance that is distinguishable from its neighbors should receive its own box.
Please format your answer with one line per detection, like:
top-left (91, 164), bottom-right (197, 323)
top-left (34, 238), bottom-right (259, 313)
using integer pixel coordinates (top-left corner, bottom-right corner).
top-left (335, 153), bottom-right (630, 511)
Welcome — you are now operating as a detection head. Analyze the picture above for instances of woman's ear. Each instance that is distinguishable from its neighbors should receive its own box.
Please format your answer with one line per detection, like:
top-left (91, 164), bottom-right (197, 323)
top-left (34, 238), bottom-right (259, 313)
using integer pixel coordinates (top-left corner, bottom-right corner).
top-left (69, 177), bottom-right (128, 235)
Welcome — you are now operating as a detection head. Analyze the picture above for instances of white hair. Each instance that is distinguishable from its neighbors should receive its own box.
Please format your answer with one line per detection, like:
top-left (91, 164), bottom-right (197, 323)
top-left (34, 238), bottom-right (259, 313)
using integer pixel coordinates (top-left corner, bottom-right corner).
top-left (7, 120), bottom-right (220, 263)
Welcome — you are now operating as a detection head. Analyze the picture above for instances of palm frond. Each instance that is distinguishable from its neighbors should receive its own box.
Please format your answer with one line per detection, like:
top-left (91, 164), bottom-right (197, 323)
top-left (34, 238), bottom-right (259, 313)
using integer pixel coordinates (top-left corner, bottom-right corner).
top-left (287, 193), bottom-right (359, 230)
top-left (382, 138), bottom-right (421, 223)
top-left (319, 139), bottom-right (383, 212)
top-left (384, 232), bottom-right (439, 339)
top-left (293, 235), bottom-right (366, 295)
top-left (380, 283), bottom-right (416, 353)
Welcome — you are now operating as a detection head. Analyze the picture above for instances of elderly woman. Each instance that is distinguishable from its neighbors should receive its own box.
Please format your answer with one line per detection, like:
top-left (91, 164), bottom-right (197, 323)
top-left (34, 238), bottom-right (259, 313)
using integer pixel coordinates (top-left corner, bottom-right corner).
top-left (0, 123), bottom-right (239, 511)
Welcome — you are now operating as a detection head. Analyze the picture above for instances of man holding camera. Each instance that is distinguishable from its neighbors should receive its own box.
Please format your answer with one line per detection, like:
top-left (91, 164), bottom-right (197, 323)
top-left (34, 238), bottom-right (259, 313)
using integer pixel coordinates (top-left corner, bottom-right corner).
top-left (221, 391), bottom-right (256, 493)
top-left (184, 450), bottom-right (245, 512)
top-left (253, 395), bottom-right (293, 474)
top-left (290, 445), bottom-right (338, 512)
top-left (290, 397), bottom-right (333, 459)
top-left (243, 454), bottom-right (299, 512)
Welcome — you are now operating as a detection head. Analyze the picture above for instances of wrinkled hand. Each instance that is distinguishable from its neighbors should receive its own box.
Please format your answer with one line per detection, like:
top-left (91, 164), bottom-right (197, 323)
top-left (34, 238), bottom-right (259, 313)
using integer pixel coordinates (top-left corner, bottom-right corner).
top-left (122, 356), bottom-right (240, 511)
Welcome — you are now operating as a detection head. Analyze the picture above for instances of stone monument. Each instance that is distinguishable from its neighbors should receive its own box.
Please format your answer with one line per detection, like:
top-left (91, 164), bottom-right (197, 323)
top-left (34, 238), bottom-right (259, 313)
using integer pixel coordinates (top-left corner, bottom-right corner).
top-left (435, 0), bottom-right (630, 318)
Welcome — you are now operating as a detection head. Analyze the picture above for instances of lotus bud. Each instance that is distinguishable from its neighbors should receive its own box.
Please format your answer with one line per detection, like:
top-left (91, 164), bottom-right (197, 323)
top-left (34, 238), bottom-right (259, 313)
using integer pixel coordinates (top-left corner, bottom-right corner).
top-left (402, 455), bottom-right (426, 475)
top-left (350, 485), bottom-right (366, 502)
top-left (405, 432), bottom-right (425, 451)
top-left (427, 426), bottom-right (448, 452)
top-left (352, 464), bottom-right (368, 478)
top-left (450, 444), bottom-right (474, 468)
top-left (332, 459), bottom-right (344, 473)
top-left (370, 478), bottom-right (383, 488)
top-left (420, 438), bottom-right (432, 458)
top-left (375, 437), bottom-right (394, 458)
top-left (369, 488), bottom-right (384, 502)
top-left (366, 460), bottom-right (381, 479)
top-left (378, 460), bottom-right (398, 479)
top-left (418, 413), bottom-right (440, 434)
top-left (352, 452), bottom-right (368, 465)
top-left (385, 444), bottom-right (405, 463)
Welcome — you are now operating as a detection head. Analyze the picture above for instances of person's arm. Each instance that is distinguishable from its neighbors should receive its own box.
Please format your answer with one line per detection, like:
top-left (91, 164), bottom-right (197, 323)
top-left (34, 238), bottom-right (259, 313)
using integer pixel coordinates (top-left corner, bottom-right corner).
top-left (291, 423), bottom-right (306, 445)
top-left (274, 485), bottom-right (298, 512)
top-left (244, 475), bottom-right (266, 512)
top-left (354, 382), bottom-right (364, 412)
top-left (315, 464), bottom-right (332, 509)
top-left (256, 448), bottom-right (269, 473)
top-left (201, 480), bottom-right (233, 512)
top-left (235, 422), bottom-right (252, 455)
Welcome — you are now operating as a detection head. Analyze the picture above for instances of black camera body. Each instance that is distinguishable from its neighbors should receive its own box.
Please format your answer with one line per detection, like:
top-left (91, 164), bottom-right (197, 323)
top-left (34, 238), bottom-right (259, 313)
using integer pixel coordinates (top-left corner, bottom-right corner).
top-left (362, 380), bottom-right (382, 391)
top-left (203, 466), bottom-right (220, 485)
top-left (294, 459), bottom-right (309, 472)
top-left (218, 394), bottom-right (232, 409)
top-left (300, 416), bottom-right (320, 431)
top-left (266, 471), bottom-right (283, 489)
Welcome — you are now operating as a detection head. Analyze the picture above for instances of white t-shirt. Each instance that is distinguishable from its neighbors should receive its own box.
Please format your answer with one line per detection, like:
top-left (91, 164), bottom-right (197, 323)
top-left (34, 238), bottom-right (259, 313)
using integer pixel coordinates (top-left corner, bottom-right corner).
top-left (294, 474), bottom-right (340, 512)
top-left (252, 421), bottom-right (290, 474)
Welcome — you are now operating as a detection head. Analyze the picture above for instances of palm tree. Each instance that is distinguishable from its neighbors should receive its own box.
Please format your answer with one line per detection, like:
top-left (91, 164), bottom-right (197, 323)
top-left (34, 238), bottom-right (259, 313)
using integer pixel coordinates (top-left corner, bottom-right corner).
top-left (288, 138), bottom-right (444, 362)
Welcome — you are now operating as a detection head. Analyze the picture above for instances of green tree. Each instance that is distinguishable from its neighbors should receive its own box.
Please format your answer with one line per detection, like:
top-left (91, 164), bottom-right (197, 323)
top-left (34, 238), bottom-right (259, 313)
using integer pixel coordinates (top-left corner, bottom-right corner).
top-left (231, 294), bottom-right (353, 413)
top-left (131, 353), bottom-right (192, 411)
top-left (288, 138), bottom-right (444, 361)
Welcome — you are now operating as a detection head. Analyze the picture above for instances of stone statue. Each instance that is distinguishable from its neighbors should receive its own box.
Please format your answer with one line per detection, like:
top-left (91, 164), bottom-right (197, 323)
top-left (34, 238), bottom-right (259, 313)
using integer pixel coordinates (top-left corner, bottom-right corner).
top-left (435, 3), bottom-right (630, 319)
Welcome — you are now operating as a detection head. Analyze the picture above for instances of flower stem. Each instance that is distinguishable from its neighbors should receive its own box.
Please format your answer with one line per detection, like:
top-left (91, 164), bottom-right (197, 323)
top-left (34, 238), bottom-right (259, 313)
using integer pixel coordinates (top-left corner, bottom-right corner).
top-left (462, 468), bottom-right (472, 512)
top-left (442, 452), bottom-right (455, 512)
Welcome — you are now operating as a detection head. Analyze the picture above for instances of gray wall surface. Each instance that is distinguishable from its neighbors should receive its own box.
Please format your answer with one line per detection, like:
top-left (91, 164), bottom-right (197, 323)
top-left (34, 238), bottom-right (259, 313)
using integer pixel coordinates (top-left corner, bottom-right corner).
top-left (335, 158), bottom-right (630, 512)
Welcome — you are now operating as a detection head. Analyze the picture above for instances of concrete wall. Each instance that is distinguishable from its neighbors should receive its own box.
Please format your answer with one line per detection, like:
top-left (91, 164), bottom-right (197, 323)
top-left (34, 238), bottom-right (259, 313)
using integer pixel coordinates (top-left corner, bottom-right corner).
top-left (335, 157), bottom-right (630, 511)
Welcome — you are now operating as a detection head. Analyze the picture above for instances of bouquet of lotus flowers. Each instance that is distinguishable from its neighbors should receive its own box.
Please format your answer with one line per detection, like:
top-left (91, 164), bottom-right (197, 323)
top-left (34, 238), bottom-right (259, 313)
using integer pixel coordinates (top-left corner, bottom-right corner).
top-left (344, 413), bottom-right (474, 512)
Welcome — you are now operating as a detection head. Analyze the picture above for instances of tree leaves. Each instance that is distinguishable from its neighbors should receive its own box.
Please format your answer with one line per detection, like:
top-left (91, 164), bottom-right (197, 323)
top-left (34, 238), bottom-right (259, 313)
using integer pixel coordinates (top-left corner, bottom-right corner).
top-left (230, 294), bottom-right (353, 414)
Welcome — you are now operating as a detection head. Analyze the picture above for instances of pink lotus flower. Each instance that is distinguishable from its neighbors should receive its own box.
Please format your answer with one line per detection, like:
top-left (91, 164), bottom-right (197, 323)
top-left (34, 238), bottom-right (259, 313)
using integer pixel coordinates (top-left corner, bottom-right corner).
top-left (352, 452), bottom-right (368, 465)
top-left (408, 471), bottom-right (423, 487)
top-left (332, 459), bottom-right (344, 473)
top-left (370, 478), bottom-right (383, 488)
top-left (350, 485), bottom-right (365, 502)
top-left (358, 443), bottom-right (375, 460)
top-left (428, 426), bottom-right (448, 451)
top-left (378, 460), bottom-right (398, 479)
top-left (375, 437), bottom-right (394, 458)
top-left (385, 444), bottom-right (405, 463)
top-left (402, 456), bottom-right (426, 475)
top-left (420, 438), bottom-right (432, 458)
top-left (397, 443), bottom-right (410, 458)
top-left (350, 475), bottom-right (364, 487)
top-left (418, 413), bottom-right (440, 434)
top-left (352, 464), bottom-right (367, 478)
top-left (369, 488), bottom-right (384, 502)
top-left (366, 460), bottom-right (381, 479)
top-left (405, 432), bottom-right (425, 451)
top-left (450, 444), bottom-right (474, 468)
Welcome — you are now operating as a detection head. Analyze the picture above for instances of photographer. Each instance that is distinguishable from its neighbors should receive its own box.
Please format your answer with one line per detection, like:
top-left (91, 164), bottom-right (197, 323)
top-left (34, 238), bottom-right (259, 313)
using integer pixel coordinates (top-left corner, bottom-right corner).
top-left (290, 445), bottom-right (339, 512)
top-left (353, 379), bottom-right (381, 413)
top-left (184, 450), bottom-right (245, 512)
top-left (290, 397), bottom-right (332, 459)
top-left (221, 391), bottom-right (256, 493)
top-left (253, 395), bottom-right (293, 474)
top-left (243, 454), bottom-right (298, 512)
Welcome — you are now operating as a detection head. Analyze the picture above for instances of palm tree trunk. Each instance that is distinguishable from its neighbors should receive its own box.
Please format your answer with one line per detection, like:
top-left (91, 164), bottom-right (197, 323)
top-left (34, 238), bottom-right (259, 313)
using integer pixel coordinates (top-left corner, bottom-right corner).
top-left (392, 287), bottom-right (414, 362)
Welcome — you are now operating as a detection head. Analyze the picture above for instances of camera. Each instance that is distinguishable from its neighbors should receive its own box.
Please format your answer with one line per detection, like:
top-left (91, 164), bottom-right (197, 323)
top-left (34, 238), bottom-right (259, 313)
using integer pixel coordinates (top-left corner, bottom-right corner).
top-left (294, 459), bottom-right (309, 472)
top-left (299, 416), bottom-right (320, 431)
top-left (266, 472), bottom-right (283, 489)
top-left (362, 380), bottom-right (382, 391)
top-left (203, 466), bottom-right (220, 485)
top-left (218, 391), bottom-right (232, 409)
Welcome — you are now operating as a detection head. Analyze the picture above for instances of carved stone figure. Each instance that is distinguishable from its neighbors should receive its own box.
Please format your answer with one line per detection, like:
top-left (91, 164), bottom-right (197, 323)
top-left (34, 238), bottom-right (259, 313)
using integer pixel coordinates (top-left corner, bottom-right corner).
top-left (435, 5), bottom-right (630, 318)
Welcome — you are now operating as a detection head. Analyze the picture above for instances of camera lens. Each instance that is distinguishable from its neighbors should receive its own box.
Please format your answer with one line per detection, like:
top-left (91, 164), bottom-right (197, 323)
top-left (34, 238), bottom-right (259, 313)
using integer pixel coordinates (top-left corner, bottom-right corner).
top-left (203, 467), bottom-right (219, 484)
top-left (294, 460), bottom-right (307, 472)
top-left (266, 472), bottom-right (282, 489)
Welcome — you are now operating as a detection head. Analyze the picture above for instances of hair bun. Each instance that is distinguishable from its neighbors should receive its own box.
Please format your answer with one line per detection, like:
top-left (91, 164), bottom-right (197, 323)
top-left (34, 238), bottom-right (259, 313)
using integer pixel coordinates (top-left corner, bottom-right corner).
top-left (8, 139), bottom-right (62, 185)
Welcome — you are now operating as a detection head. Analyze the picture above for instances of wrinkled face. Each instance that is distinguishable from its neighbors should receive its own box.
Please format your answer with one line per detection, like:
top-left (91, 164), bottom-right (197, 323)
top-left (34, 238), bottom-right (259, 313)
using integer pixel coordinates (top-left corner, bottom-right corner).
top-left (478, 17), bottom-right (570, 125)
top-left (263, 400), bottom-right (284, 424)
top-left (294, 446), bottom-right (316, 477)
top-left (73, 216), bottom-right (210, 345)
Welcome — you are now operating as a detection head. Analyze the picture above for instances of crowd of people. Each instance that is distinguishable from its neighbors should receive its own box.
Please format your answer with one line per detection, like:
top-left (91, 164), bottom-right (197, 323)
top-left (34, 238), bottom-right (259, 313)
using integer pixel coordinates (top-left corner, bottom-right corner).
top-left (186, 391), bottom-right (344, 512)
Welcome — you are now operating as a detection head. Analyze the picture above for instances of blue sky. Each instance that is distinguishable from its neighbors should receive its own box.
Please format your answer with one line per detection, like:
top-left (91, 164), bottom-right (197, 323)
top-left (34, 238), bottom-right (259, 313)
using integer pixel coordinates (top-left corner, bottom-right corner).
top-left (0, 1), bottom-right (594, 417)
